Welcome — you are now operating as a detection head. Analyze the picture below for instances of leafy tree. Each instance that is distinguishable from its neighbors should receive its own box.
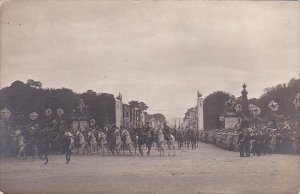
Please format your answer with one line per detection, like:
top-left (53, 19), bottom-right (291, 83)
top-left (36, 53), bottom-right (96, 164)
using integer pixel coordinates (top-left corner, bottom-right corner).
top-left (26, 79), bottom-right (42, 88)
top-left (203, 91), bottom-right (231, 130)
top-left (145, 112), bottom-right (167, 124)
top-left (138, 101), bottom-right (149, 112)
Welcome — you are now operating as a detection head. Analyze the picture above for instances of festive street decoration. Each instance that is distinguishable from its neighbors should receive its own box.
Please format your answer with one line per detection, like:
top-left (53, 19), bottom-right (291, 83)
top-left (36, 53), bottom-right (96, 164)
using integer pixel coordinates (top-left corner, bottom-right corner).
top-left (293, 93), bottom-right (300, 111)
top-left (268, 100), bottom-right (279, 112)
top-left (30, 112), bottom-right (39, 121)
top-left (219, 116), bottom-right (225, 122)
top-left (57, 108), bottom-right (64, 118)
top-left (45, 108), bottom-right (53, 117)
top-left (0, 108), bottom-right (11, 120)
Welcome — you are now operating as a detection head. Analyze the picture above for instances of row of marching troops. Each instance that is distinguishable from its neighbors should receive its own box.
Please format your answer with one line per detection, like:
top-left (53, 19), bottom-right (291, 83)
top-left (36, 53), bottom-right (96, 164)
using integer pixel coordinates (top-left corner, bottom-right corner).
top-left (197, 121), bottom-right (300, 156)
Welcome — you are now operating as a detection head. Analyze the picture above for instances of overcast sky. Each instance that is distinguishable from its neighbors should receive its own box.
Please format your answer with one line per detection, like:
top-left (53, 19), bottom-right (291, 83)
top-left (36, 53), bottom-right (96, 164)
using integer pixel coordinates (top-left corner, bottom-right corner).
top-left (0, 1), bottom-right (299, 122)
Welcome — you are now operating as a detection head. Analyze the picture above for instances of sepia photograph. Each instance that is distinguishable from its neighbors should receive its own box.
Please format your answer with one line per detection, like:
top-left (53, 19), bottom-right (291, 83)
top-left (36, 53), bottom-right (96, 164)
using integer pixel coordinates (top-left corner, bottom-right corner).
top-left (0, 1), bottom-right (299, 194)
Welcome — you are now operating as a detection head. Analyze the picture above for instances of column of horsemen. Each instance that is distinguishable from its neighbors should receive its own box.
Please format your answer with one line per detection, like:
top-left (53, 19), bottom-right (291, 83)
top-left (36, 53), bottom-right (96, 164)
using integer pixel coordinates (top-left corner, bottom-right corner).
top-left (15, 117), bottom-right (206, 163)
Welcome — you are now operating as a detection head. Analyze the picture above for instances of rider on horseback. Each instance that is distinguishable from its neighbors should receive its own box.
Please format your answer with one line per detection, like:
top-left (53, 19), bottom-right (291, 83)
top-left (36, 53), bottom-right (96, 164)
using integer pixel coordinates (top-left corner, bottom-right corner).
top-left (163, 123), bottom-right (171, 142)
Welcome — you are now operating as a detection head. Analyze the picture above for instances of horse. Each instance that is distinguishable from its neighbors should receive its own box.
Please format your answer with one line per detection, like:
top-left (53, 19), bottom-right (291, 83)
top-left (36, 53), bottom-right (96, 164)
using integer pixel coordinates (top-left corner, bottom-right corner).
top-left (74, 130), bottom-right (87, 155)
top-left (114, 129), bottom-right (122, 155)
top-left (121, 129), bottom-right (133, 155)
top-left (87, 131), bottom-right (97, 154)
top-left (97, 131), bottom-right (108, 155)
top-left (157, 128), bottom-right (175, 156)
top-left (137, 128), bottom-right (155, 156)
top-left (106, 129), bottom-right (116, 155)
top-left (129, 127), bottom-right (138, 155)
top-left (15, 129), bottom-right (27, 159)
top-left (15, 127), bottom-right (38, 161)
top-left (157, 128), bottom-right (166, 156)
top-left (60, 132), bottom-right (74, 164)
top-left (34, 128), bottom-right (74, 165)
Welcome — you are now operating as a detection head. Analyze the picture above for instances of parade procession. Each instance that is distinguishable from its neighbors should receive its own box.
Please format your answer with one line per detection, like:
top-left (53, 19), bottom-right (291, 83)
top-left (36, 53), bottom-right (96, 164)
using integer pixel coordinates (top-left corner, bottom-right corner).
top-left (0, 80), bottom-right (299, 165)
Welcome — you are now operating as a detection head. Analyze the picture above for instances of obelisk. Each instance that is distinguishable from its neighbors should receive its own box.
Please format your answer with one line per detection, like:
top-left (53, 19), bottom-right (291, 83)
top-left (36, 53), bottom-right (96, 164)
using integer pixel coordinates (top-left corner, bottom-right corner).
top-left (197, 91), bottom-right (204, 130)
top-left (115, 93), bottom-right (123, 128)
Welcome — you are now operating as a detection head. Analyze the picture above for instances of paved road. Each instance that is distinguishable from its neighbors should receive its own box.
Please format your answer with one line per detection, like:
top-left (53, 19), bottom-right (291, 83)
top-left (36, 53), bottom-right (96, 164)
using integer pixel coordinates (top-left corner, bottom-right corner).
top-left (0, 142), bottom-right (299, 194)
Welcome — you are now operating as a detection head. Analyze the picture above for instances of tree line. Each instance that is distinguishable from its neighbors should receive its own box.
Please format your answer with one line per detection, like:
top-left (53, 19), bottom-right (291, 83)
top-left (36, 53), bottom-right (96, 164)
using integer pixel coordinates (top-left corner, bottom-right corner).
top-left (0, 80), bottom-right (161, 128)
top-left (203, 78), bottom-right (300, 130)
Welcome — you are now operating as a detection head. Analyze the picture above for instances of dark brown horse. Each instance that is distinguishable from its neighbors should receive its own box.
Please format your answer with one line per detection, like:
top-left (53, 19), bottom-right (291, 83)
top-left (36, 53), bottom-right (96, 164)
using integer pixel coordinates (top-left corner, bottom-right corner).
top-left (137, 128), bottom-right (155, 156)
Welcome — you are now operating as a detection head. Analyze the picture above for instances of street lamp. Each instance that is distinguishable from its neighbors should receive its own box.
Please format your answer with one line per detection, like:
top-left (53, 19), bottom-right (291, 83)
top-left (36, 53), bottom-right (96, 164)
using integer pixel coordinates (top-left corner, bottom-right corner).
top-left (268, 100), bottom-right (279, 112)
top-left (45, 108), bottom-right (53, 117)
top-left (1, 108), bottom-right (11, 128)
top-left (252, 106), bottom-right (261, 117)
top-left (219, 115), bottom-right (225, 122)
top-left (219, 115), bottom-right (225, 129)
top-left (268, 100), bottom-right (279, 129)
top-left (293, 94), bottom-right (300, 111)
top-left (30, 112), bottom-right (39, 121)
top-left (293, 93), bottom-right (300, 130)
top-left (57, 108), bottom-right (64, 119)
top-left (1, 108), bottom-right (11, 120)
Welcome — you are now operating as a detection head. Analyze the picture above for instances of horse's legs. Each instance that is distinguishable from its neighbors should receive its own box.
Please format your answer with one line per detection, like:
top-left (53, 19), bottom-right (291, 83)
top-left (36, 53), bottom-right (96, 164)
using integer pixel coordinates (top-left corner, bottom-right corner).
top-left (44, 153), bottom-right (48, 165)
top-left (66, 153), bottom-right (68, 163)
top-left (138, 143), bottom-right (143, 156)
top-left (18, 147), bottom-right (23, 159)
top-left (37, 150), bottom-right (43, 160)
top-left (134, 142), bottom-right (137, 155)
top-left (173, 143), bottom-right (176, 156)
top-left (31, 145), bottom-right (37, 161)
top-left (158, 144), bottom-right (162, 156)
top-left (129, 143), bottom-right (132, 155)
top-left (146, 141), bottom-right (152, 156)
top-left (66, 150), bottom-right (71, 164)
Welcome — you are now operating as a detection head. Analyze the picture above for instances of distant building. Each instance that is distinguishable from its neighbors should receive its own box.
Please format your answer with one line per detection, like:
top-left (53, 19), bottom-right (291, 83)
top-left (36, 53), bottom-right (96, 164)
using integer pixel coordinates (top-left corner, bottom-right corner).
top-left (115, 93), bottom-right (146, 128)
top-left (183, 107), bottom-right (197, 129)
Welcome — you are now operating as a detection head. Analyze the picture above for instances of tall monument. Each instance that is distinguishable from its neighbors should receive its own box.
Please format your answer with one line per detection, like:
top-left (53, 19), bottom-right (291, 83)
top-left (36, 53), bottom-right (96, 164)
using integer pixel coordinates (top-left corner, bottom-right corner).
top-left (197, 91), bottom-right (204, 130)
top-left (71, 99), bottom-right (90, 131)
top-left (115, 93), bottom-right (123, 128)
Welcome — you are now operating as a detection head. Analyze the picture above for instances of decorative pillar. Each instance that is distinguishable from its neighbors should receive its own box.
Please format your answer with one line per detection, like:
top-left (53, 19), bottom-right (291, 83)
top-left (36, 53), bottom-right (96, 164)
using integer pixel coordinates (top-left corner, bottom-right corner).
top-left (115, 93), bottom-right (123, 128)
top-left (197, 91), bottom-right (204, 130)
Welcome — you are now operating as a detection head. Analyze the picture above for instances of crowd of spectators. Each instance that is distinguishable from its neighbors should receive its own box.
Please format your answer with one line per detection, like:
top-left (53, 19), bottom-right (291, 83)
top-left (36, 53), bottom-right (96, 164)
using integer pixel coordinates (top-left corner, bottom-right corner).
top-left (198, 119), bottom-right (300, 155)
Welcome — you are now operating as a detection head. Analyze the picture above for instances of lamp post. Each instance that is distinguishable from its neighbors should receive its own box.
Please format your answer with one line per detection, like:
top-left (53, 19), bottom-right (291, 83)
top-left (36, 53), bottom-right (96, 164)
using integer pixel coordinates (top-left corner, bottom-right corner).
top-left (219, 115), bottom-right (225, 129)
top-left (293, 93), bottom-right (300, 130)
top-left (45, 108), bottom-right (53, 117)
top-left (268, 100), bottom-right (279, 128)
top-left (1, 108), bottom-right (11, 128)
top-left (57, 108), bottom-right (64, 119)
top-left (30, 112), bottom-right (39, 126)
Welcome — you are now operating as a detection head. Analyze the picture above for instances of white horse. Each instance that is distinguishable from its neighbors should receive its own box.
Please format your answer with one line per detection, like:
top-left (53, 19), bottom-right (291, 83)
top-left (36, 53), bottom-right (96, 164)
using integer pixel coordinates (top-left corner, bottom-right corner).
top-left (98, 131), bottom-right (107, 155)
top-left (157, 128), bottom-right (176, 156)
top-left (16, 129), bottom-right (27, 159)
top-left (75, 130), bottom-right (86, 155)
top-left (121, 129), bottom-right (133, 155)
